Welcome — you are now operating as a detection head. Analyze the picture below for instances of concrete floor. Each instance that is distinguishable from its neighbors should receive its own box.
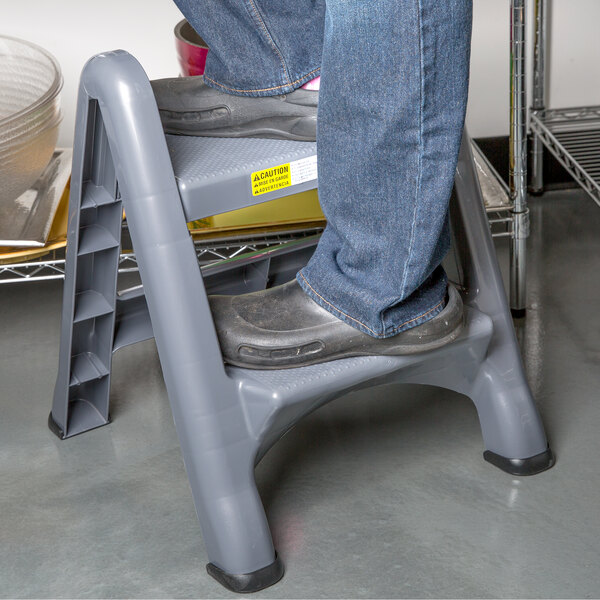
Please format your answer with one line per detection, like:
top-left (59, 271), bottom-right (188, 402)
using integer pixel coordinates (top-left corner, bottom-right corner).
top-left (1, 189), bottom-right (599, 598)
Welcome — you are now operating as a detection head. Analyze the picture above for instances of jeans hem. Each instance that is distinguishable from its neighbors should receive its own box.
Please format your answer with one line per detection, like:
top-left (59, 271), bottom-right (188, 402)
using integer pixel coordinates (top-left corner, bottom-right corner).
top-left (202, 67), bottom-right (321, 97)
top-left (297, 270), bottom-right (447, 339)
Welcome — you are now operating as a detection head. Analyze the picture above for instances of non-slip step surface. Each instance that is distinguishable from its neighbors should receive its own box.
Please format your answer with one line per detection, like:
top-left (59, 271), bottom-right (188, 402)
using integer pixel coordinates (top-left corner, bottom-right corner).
top-left (78, 224), bottom-right (120, 255)
top-left (69, 352), bottom-right (109, 386)
top-left (167, 136), bottom-right (316, 184)
top-left (73, 290), bottom-right (114, 323)
top-left (166, 136), bottom-right (317, 221)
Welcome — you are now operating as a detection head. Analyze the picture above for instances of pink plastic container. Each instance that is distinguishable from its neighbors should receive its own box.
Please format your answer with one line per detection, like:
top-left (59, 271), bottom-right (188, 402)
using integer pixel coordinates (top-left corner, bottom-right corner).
top-left (174, 19), bottom-right (209, 76)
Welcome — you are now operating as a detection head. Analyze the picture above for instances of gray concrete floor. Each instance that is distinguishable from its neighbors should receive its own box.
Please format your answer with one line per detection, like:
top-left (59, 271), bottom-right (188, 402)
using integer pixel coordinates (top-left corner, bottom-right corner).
top-left (1, 189), bottom-right (599, 599)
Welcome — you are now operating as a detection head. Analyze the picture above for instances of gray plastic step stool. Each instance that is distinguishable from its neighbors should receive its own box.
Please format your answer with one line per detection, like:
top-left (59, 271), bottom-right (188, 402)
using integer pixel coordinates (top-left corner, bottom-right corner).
top-left (50, 51), bottom-right (554, 593)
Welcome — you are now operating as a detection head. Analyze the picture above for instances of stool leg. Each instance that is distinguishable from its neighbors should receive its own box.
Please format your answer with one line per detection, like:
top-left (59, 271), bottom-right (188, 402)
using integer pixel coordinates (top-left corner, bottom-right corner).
top-left (198, 445), bottom-right (284, 592)
top-left (452, 132), bottom-right (553, 474)
top-left (469, 357), bottom-right (553, 475)
top-left (80, 51), bottom-right (282, 591)
top-left (173, 398), bottom-right (282, 590)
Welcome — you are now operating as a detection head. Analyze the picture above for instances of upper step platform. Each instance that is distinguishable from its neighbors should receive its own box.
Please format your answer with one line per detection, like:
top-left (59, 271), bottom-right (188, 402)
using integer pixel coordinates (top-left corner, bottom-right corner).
top-left (165, 135), bottom-right (318, 222)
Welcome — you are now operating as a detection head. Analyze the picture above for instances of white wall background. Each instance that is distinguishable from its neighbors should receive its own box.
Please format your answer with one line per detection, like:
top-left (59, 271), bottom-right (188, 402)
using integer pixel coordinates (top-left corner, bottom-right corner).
top-left (3, 0), bottom-right (600, 147)
top-left (468, 0), bottom-right (600, 138)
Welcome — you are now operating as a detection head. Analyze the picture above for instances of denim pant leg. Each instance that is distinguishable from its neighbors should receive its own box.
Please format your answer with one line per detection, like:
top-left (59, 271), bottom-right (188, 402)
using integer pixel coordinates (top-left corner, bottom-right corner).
top-left (173, 0), bottom-right (325, 96)
top-left (174, 0), bottom-right (472, 338)
top-left (298, 0), bottom-right (472, 338)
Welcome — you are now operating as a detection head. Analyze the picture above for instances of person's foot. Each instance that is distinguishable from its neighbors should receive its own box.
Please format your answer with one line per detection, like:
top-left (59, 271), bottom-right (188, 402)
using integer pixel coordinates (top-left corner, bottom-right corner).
top-left (150, 77), bottom-right (318, 141)
top-left (209, 279), bottom-right (464, 369)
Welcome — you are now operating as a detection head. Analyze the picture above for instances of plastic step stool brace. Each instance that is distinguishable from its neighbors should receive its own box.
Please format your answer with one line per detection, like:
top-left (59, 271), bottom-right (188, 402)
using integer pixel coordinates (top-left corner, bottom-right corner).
top-left (49, 51), bottom-right (554, 593)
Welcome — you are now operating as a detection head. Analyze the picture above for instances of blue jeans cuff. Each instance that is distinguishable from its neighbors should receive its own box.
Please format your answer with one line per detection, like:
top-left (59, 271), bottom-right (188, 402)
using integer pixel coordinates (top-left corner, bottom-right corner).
top-left (296, 270), bottom-right (447, 339)
top-left (202, 68), bottom-right (321, 97)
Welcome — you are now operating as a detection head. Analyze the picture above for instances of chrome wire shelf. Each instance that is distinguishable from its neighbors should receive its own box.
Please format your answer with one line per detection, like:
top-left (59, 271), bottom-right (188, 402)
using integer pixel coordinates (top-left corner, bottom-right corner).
top-left (1, 138), bottom-right (515, 285)
top-left (530, 106), bottom-right (600, 209)
top-left (1, 141), bottom-right (516, 285)
top-left (191, 227), bottom-right (324, 266)
top-left (0, 256), bottom-right (67, 284)
top-left (471, 140), bottom-right (514, 239)
top-left (0, 227), bottom-right (324, 284)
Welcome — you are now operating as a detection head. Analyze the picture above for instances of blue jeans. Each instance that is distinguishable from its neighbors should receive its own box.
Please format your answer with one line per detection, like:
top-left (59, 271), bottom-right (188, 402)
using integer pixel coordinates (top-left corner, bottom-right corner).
top-left (174, 0), bottom-right (472, 338)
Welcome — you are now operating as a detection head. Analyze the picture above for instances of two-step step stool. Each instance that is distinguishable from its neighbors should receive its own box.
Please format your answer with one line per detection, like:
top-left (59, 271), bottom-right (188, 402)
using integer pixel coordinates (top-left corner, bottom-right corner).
top-left (49, 51), bottom-right (554, 593)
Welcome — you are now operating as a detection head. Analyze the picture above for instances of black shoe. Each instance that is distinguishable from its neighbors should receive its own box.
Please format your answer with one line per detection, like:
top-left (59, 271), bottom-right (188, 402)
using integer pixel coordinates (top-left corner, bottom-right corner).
top-left (150, 77), bottom-right (318, 141)
top-left (209, 279), bottom-right (464, 369)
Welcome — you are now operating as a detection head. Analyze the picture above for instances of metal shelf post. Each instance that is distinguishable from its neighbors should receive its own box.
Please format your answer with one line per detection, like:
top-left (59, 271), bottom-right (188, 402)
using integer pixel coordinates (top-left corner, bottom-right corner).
top-left (531, 0), bottom-right (547, 195)
top-left (510, 0), bottom-right (529, 316)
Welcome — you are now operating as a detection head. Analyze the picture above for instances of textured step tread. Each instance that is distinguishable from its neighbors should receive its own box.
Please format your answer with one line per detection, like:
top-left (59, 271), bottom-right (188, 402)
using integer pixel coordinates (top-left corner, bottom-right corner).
top-left (166, 136), bottom-right (317, 221)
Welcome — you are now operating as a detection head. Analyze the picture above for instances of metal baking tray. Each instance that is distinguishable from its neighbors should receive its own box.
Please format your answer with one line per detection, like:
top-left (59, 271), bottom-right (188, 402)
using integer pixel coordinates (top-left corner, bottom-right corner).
top-left (0, 148), bottom-right (71, 247)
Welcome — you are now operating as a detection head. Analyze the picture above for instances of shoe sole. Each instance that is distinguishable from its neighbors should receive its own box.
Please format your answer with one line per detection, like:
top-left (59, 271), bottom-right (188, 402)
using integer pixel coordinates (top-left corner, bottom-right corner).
top-left (159, 111), bottom-right (317, 142)
top-left (225, 320), bottom-right (464, 370)
top-left (223, 291), bottom-right (465, 370)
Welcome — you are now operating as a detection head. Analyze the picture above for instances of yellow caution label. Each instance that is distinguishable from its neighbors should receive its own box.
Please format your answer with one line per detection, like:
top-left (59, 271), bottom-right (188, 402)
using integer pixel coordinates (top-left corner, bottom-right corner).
top-left (251, 163), bottom-right (291, 196)
top-left (251, 156), bottom-right (318, 196)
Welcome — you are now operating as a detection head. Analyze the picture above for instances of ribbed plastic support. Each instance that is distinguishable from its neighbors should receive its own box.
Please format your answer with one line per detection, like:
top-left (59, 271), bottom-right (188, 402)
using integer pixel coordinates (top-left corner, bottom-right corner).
top-left (49, 92), bottom-right (121, 439)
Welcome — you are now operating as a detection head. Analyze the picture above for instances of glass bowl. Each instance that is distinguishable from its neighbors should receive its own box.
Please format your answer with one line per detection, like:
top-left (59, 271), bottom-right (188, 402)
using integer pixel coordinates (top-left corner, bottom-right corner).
top-left (0, 35), bottom-right (62, 207)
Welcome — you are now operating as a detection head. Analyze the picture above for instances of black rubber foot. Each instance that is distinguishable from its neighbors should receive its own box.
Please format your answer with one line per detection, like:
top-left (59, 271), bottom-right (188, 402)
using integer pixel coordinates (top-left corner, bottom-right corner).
top-left (484, 446), bottom-right (555, 476)
top-left (47, 412), bottom-right (65, 439)
top-left (511, 307), bottom-right (527, 319)
top-left (529, 188), bottom-right (545, 197)
top-left (206, 554), bottom-right (284, 593)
